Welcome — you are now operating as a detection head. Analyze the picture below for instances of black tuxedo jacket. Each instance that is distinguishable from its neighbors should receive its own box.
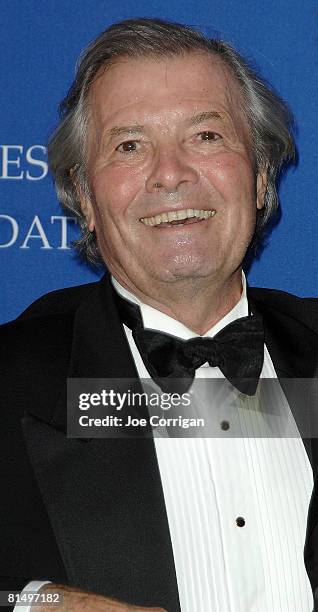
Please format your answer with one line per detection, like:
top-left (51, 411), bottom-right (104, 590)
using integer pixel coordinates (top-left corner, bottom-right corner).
top-left (1, 275), bottom-right (318, 611)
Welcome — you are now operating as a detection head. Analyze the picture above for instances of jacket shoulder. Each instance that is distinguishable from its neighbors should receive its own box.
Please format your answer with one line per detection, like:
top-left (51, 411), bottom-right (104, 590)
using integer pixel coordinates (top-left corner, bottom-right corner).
top-left (18, 280), bottom-right (102, 320)
top-left (248, 286), bottom-right (318, 333)
top-left (0, 280), bottom-right (101, 348)
top-left (0, 281), bottom-right (102, 393)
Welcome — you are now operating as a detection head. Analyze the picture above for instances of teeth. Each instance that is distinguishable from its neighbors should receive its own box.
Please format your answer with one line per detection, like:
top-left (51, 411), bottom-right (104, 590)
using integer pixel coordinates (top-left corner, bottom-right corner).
top-left (140, 208), bottom-right (216, 226)
top-left (186, 208), bottom-right (193, 217)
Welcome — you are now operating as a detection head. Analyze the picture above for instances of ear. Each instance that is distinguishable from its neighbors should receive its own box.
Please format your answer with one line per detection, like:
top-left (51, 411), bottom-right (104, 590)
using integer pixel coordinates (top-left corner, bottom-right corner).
top-left (79, 193), bottom-right (95, 232)
top-left (256, 168), bottom-right (268, 210)
top-left (70, 167), bottom-right (95, 232)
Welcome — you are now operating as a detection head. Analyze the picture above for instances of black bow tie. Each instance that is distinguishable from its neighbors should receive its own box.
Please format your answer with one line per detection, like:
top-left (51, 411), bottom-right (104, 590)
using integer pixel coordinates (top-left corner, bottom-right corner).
top-left (113, 290), bottom-right (264, 396)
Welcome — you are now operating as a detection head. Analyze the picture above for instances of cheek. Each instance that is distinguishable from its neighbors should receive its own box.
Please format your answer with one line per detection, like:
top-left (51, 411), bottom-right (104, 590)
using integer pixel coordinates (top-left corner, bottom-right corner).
top-left (92, 164), bottom-right (144, 215)
top-left (201, 154), bottom-right (255, 200)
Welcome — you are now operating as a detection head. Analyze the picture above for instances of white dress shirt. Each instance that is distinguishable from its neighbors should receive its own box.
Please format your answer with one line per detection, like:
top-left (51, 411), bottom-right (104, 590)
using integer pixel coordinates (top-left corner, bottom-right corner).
top-left (113, 274), bottom-right (314, 612)
top-left (19, 275), bottom-right (313, 612)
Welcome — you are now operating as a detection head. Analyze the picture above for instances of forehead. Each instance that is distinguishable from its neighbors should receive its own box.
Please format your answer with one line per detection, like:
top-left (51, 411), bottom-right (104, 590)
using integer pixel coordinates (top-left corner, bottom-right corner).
top-left (88, 52), bottom-right (247, 134)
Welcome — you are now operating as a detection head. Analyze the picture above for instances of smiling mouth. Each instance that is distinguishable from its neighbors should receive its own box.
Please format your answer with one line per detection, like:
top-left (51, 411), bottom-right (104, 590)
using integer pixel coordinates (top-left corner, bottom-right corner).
top-left (140, 208), bottom-right (216, 227)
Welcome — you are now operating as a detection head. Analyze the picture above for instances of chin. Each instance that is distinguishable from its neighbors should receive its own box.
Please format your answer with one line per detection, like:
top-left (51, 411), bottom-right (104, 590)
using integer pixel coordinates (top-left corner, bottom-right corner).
top-left (155, 256), bottom-right (212, 282)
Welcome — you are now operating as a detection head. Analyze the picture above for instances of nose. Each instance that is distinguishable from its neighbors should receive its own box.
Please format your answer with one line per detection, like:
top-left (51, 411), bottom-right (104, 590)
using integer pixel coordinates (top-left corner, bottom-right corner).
top-left (145, 146), bottom-right (199, 193)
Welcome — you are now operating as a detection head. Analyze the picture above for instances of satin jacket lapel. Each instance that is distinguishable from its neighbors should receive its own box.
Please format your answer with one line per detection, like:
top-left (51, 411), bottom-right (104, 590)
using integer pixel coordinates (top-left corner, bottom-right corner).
top-left (22, 276), bottom-right (180, 610)
top-left (248, 288), bottom-right (318, 598)
top-left (247, 287), bottom-right (318, 378)
top-left (248, 288), bottom-right (318, 466)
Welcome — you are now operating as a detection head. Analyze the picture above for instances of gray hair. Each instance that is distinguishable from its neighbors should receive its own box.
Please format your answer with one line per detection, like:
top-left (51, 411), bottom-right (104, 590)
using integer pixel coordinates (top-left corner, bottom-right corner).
top-left (48, 17), bottom-right (295, 264)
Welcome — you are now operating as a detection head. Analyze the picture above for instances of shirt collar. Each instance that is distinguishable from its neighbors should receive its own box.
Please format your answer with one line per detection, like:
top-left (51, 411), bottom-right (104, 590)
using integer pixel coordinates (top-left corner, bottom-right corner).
top-left (111, 273), bottom-right (248, 340)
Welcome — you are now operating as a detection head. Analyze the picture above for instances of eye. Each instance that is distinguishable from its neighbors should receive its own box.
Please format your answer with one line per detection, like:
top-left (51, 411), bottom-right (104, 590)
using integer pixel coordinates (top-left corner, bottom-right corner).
top-left (198, 131), bottom-right (222, 141)
top-left (115, 140), bottom-right (139, 153)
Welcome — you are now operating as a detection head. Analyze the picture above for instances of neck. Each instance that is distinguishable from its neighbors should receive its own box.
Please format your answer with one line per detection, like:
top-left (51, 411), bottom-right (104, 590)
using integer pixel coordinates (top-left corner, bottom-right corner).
top-left (113, 270), bottom-right (243, 335)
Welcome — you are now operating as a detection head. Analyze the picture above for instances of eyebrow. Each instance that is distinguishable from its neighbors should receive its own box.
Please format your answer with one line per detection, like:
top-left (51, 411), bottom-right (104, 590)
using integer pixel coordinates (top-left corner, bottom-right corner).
top-left (108, 125), bottom-right (145, 138)
top-left (188, 111), bottom-right (224, 126)
top-left (104, 111), bottom-right (224, 141)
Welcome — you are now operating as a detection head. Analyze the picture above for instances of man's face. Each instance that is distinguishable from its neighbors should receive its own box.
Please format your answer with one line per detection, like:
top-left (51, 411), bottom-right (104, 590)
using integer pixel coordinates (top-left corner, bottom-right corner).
top-left (83, 52), bottom-right (265, 293)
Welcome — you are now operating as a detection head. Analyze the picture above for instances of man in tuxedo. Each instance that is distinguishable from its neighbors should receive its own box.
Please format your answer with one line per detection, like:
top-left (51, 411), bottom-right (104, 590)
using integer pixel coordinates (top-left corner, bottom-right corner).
top-left (1, 17), bottom-right (318, 612)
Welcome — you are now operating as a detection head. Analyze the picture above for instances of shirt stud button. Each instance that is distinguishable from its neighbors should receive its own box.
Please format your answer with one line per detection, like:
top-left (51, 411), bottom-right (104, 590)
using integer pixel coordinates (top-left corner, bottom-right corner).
top-left (236, 516), bottom-right (246, 527)
top-left (220, 420), bottom-right (230, 431)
